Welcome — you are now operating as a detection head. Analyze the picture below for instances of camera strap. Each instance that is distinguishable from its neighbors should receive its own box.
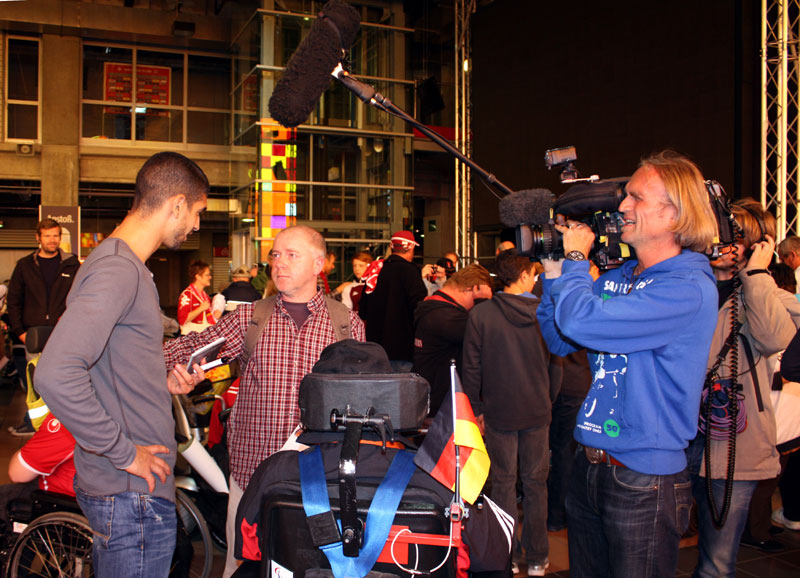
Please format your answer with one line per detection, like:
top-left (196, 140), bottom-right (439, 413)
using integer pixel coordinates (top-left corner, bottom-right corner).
top-left (739, 334), bottom-right (764, 412)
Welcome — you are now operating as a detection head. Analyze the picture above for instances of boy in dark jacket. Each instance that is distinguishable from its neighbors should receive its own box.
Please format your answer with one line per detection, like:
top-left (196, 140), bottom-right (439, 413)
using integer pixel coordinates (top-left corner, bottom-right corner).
top-left (462, 250), bottom-right (555, 576)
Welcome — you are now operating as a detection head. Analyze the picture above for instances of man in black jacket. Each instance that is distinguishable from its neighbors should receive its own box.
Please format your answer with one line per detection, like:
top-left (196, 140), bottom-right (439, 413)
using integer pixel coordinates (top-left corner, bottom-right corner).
top-left (412, 263), bottom-right (492, 416)
top-left (8, 219), bottom-right (80, 346)
top-left (221, 265), bottom-right (262, 306)
top-left (359, 231), bottom-right (427, 365)
top-left (7, 219), bottom-right (80, 435)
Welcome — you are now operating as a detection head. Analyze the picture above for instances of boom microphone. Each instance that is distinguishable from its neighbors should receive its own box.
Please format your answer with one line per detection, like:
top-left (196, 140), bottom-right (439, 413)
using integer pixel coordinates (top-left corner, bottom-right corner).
top-left (268, 0), bottom-right (361, 128)
top-left (498, 189), bottom-right (555, 228)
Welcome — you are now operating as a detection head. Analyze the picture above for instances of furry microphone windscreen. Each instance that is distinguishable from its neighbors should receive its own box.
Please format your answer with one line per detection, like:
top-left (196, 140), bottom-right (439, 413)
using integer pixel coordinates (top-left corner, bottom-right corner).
top-left (498, 189), bottom-right (555, 227)
top-left (268, 0), bottom-right (361, 128)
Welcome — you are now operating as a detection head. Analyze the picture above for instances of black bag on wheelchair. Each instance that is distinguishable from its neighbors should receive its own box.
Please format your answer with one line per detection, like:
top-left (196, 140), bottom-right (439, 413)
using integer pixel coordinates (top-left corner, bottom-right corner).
top-left (233, 341), bottom-right (510, 578)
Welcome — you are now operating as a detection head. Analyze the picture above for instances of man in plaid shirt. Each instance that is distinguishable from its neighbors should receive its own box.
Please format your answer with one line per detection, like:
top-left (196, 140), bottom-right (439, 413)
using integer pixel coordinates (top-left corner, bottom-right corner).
top-left (163, 225), bottom-right (364, 577)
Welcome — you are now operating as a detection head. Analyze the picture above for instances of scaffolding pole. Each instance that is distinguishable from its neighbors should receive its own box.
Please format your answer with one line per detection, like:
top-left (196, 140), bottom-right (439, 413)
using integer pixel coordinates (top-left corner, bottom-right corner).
top-left (455, 0), bottom-right (473, 261)
top-left (762, 0), bottom-right (800, 239)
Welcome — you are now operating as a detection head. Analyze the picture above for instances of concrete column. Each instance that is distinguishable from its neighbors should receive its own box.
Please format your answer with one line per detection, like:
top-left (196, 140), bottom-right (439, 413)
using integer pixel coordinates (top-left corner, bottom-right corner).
top-left (40, 34), bottom-right (80, 206)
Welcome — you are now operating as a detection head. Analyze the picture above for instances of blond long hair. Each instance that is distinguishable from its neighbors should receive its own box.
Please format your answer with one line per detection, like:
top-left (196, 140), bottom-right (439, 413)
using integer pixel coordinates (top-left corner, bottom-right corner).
top-left (640, 151), bottom-right (718, 252)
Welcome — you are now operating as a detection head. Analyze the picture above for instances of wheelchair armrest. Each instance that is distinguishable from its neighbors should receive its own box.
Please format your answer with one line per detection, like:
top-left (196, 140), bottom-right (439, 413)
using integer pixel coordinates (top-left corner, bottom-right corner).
top-left (30, 489), bottom-right (82, 517)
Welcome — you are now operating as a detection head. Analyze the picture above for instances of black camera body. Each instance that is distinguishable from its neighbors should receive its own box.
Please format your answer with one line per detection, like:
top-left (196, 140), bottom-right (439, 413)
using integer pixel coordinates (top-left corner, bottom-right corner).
top-left (515, 178), bottom-right (631, 270)
top-left (514, 178), bottom-right (738, 270)
top-left (509, 147), bottom-right (739, 270)
top-left (705, 180), bottom-right (738, 259)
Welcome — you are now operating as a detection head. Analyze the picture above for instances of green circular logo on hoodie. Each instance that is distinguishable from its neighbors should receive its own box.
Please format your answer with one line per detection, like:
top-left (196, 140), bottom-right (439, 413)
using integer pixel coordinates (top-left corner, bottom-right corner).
top-left (604, 419), bottom-right (620, 438)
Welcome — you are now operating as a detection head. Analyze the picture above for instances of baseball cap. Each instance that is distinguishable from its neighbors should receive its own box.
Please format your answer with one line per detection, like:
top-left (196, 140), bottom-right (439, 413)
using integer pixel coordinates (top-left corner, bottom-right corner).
top-left (231, 265), bottom-right (250, 278)
top-left (391, 230), bottom-right (419, 249)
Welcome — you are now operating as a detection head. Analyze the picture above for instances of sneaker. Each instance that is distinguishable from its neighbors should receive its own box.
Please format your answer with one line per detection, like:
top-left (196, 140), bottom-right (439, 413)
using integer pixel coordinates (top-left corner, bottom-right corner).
top-left (772, 508), bottom-right (800, 531)
top-left (511, 562), bottom-right (520, 575)
top-left (8, 423), bottom-right (34, 437)
top-left (527, 559), bottom-right (549, 577)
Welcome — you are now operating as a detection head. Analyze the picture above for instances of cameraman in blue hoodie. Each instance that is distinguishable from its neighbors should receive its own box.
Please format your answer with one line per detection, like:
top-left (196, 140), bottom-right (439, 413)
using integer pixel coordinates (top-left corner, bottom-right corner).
top-left (537, 151), bottom-right (719, 578)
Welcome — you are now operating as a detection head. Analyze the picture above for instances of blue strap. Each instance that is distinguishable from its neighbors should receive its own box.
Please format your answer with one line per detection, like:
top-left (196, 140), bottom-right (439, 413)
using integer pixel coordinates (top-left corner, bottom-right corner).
top-left (299, 446), bottom-right (417, 578)
top-left (299, 445), bottom-right (330, 517)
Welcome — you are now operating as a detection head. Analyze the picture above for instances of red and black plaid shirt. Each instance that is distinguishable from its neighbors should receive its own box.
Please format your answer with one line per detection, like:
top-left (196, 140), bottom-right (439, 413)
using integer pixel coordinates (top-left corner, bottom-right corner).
top-left (163, 290), bottom-right (365, 489)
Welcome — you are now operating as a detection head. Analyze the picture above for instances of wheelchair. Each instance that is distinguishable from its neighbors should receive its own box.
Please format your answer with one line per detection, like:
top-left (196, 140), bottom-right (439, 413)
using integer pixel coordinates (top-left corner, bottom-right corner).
top-left (1, 489), bottom-right (92, 578)
top-left (0, 487), bottom-right (212, 578)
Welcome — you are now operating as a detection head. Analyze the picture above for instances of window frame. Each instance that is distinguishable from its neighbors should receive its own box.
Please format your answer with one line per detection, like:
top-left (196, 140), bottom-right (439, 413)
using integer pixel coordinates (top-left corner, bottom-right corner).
top-left (80, 41), bottom-right (235, 148)
top-left (5, 35), bottom-right (42, 143)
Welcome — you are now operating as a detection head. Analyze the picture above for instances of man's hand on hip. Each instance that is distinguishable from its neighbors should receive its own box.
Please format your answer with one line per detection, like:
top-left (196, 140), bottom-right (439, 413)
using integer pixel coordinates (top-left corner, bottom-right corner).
top-left (124, 445), bottom-right (171, 493)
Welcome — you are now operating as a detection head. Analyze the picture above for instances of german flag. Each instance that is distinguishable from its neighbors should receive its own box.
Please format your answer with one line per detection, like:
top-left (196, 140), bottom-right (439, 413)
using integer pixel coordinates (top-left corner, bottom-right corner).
top-left (414, 368), bottom-right (490, 504)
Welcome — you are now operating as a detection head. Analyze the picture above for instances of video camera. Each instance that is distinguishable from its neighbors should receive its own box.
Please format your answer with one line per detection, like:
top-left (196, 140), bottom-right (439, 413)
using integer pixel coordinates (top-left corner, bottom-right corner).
top-left (499, 146), bottom-right (738, 270)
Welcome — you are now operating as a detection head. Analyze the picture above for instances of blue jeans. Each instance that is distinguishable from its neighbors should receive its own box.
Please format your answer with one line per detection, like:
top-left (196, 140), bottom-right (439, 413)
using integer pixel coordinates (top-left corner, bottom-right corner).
top-left (686, 435), bottom-right (758, 578)
top-left (484, 423), bottom-right (550, 565)
top-left (76, 488), bottom-right (176, 578)
top-left (566, 448), bottom-right (692, 578)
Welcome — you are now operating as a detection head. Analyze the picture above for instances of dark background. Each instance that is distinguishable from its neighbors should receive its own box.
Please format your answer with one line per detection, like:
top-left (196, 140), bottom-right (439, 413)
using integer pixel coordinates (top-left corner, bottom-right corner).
top-left (471, 0), bottom-right (760, 232)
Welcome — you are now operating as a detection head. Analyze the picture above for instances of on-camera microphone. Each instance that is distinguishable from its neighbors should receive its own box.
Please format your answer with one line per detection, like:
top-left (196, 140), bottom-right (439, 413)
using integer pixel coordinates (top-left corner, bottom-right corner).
top-left (268, 0), bottom-right (361, 128)
top-left (498, 189), bottom-right (555, 228)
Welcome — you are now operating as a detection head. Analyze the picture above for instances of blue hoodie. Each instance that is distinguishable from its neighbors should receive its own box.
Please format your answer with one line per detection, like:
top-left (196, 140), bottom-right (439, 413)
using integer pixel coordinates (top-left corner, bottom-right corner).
top-left (537, 250), bottom-right (717, 475)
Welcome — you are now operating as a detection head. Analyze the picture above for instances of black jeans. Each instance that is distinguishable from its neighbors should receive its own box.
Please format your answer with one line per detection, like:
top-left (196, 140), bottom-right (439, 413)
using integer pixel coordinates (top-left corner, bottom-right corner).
top-left (484, 423), bottom-right (549, 565)
top-left (547, 392), bottom-right (583, 531)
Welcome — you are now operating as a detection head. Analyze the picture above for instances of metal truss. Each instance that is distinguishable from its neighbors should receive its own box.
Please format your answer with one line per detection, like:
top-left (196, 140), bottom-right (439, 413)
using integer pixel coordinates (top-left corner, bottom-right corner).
top-left (454, 0), bottom-right (474, 260)
top-left (762, 0), bottom-right (800, 239)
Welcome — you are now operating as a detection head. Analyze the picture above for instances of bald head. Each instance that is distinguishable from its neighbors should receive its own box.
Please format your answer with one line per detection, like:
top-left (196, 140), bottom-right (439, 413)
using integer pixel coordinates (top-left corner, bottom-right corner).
top-left (496, 241), bottom-right (515, 255)
top-left (275, 225), bottom-right (326, 259)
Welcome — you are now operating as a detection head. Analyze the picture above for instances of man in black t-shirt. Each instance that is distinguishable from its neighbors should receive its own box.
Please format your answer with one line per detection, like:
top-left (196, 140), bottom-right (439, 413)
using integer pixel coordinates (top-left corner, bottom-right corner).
top-left (412, 264), bottom-right (492, 415)
top-left (7, 218), bottom-right (80, 434)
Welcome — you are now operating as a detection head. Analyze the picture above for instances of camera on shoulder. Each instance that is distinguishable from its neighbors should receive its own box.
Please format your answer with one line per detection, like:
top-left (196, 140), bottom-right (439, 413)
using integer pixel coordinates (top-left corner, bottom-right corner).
top-left (498, 146), bottom-right (738, 270)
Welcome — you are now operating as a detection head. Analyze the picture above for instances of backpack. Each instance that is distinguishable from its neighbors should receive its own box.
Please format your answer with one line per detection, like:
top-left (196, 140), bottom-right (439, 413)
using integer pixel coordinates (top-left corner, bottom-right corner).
top-left (241, 295), bottom-right (352, 366)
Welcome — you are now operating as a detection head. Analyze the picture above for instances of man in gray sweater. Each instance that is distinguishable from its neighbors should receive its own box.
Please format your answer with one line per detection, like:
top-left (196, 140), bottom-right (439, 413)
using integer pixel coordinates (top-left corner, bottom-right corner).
top-left (35, 152), bottom-right (209, 578)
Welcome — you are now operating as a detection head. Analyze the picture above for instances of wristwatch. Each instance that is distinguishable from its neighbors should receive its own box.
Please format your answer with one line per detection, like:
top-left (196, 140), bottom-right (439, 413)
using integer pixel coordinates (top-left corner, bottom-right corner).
top-left (565, 250), bottom-right (587, 262)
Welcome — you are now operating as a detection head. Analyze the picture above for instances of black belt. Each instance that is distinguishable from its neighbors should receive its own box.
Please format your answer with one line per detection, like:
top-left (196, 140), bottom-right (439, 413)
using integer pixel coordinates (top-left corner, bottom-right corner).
top-left (581, 444), bottom-right (626, 468)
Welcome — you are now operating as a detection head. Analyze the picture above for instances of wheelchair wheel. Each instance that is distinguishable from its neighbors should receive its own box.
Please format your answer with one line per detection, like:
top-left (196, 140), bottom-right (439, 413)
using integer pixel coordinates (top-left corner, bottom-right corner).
top-left (7, 511), bottom-right (93, 577)
top-left (173, 489), bottom-right (213, 578)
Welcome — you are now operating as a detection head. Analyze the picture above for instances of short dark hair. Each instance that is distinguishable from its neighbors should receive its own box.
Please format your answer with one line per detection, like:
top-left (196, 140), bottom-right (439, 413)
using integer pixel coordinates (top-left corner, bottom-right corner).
top-left (495, 249), bottom-right (535, 287)
top-left (132, 152), bottom-right (209, 216)
top-left (36, 218), bottom-right (61, 236)
top-left (770, 262), bottom-right (796, 293)
top-left (444, 263), bottom-right (492, 290)
top-left (188, 260), bottom-right (210, 282)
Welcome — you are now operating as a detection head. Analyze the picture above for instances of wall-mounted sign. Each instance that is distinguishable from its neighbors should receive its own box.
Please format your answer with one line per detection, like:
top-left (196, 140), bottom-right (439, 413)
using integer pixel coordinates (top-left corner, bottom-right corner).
top-left (103, 63), bottom-right (171, 116)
